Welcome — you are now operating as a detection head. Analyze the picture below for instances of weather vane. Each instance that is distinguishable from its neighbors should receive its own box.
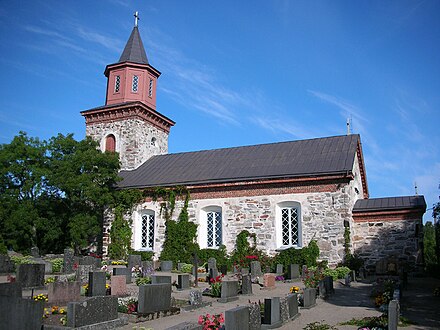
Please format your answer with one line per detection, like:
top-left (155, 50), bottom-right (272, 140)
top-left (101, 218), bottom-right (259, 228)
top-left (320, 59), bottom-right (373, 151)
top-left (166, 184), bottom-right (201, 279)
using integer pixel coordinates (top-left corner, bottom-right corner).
top-left (134, 11), bottom-right (139, 27)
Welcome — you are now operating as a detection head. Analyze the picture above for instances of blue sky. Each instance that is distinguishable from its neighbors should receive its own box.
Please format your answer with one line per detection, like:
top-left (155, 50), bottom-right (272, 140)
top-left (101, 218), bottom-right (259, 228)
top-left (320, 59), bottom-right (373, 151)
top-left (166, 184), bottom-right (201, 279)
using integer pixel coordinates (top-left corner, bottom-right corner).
top-left (0, 1), bottom-right (439, 221)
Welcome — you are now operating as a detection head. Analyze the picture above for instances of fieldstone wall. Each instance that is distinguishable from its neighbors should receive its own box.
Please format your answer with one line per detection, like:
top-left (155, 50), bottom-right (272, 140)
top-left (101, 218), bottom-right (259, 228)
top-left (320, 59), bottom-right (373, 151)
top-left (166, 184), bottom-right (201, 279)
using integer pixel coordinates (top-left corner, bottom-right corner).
top-left (86, 117), bottom-right (168, 170)
top-left (352, 217), bottom-right (422, 270)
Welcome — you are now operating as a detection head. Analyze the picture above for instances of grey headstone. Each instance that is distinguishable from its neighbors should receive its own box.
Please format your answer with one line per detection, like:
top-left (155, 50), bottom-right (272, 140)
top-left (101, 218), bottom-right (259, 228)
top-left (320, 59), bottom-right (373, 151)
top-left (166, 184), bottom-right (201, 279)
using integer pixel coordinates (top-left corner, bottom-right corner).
top-left (287, 293), bottom-right (299, 319)
top-left (220, 265), bottom-right (228, 275)
top-left (209, 267), bottom-right (218, 280)
top-left (80, 256), bottom-right (97, 266)
top-left (166, 322), bottom-right (203, 330)
top-left (151, 275), bottom-right (172, 284)
top-left (248, 303), bottom-right (262, 330)
top-left (350, 270), bottom-right (356, 282)
top-left (67, 296), bottom-right (118, 328)
top-left (207, 257), bottom-right (217, 270)
top-left (263, 297), bottom-right (282, 327)
top-left (388, 300), bottom-right (399, 330)
top-left (241, 267), bottom-right (249, 275)
top-left (30, 247), bottom-right (39, 258)
top-left (276, 264), bottom-right (283, 275)
top-left (0, 255), bottom-right (14, 273)
top-left (302, 265), bottom-right (307, 276)
top-left (138, 283), bottom-right (172, 313)
top-left (280, 297), bottom-right (289, 323)
top-left (177, 262), bottom-right (185, 271)
top-left (324, 276), bottom-right (334, 294)
top-left (344, 274), bottom-right (351, 286)
top-left (0, 296), bottom-right (43, 329)
top-left (113, 266), bottom-right (131, 284)
top-left (303, 288), bottom-right (317, 308)
top-left (161, 260), bottom-right (173, 272)
top-left (250, 261), bottom-right (262, 278)
top-left (242, 274), bottom-right (253, 295)
top-left (48, 281), bottom-right (81, 304)
top-left (393, 289), bottom-right (400, 301)
top-left (178, 274), bottom-right (190, 290)
top-left (128, 254), bottom-right (142, 271)
top-left (225, 306), bottom-right (250, 330)
top-left (218, 280), bottom-right (239, 303)
top-left (17, 263), bottom-right (45, 288)
top-left (0, 282), bottom-right (22, 297)
top-left (63, 248), bottom-right (75, 273)
top-left (76, 265), bottom-right (95, 283)
top-left (189, 290), bottom-right (203, 305)
top-left (88, 271), bottom-right (106, 296)
top-left (287, 264), bottom-right (300, 279)
top-left (318, 280), bottom-right (326, 298)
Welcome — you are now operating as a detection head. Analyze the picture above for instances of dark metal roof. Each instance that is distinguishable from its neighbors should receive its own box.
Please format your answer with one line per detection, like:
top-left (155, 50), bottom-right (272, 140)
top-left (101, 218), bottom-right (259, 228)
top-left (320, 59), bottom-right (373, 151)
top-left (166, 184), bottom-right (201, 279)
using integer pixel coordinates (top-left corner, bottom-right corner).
top-left (353, 196), bottom-right (426, 212)
top-left (118, 27), bottom-right (149, 65)
top-left (118, 134), bottom-right (361, 189)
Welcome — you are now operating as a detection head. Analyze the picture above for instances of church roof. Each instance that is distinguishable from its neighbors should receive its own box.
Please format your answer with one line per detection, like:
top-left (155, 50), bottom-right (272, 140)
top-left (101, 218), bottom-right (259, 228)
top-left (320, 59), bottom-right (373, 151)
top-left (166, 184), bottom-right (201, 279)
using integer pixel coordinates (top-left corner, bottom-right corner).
top-left (353, 195), bottom-right (426, 213)
top-left (118, 134), bottom-right (362, 189)
top-left (118, 26), bottom-right (149, 65)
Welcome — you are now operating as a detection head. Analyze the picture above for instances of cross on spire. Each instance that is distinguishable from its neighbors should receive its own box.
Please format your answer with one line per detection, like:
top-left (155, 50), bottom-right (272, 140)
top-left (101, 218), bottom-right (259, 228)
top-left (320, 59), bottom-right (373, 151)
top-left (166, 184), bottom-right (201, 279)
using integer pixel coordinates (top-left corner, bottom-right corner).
top-left (134, 11), bottom-right (139, 27)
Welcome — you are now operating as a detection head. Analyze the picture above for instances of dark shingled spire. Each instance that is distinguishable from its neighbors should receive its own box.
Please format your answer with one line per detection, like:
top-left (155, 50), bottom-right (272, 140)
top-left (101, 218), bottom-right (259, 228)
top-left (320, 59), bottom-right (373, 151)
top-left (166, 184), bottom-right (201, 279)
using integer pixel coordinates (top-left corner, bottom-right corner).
top-left (118, 27), bottom-right (149, 65)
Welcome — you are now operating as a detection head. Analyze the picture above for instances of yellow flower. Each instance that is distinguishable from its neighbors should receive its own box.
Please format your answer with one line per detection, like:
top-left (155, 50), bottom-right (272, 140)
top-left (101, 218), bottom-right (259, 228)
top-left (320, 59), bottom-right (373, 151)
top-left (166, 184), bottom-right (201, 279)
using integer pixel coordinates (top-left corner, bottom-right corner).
top-left (59, 308), bottom-right (66, 314)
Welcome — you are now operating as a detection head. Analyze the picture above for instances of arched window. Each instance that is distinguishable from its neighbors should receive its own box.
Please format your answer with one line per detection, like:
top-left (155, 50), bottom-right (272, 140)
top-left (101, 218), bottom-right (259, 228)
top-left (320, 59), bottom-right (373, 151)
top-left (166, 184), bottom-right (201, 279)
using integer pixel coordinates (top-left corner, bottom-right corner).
top-left (151, 137), bottom-right (156, 146)
top-left (199, 206), bottom-right (222, 249)
top-left (139, 210), bottom-right (155, 250)
top-left (276, 202), bottom-right (302, 248)
top-left (105, 134), bottom-right (116, 152)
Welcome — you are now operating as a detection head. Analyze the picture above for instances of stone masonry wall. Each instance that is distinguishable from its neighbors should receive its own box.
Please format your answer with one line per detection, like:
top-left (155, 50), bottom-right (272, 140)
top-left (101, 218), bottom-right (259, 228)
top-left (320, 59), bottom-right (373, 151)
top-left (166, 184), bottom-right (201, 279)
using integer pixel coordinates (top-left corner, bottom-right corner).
top-left (86, 117), bottom-right (168, 170)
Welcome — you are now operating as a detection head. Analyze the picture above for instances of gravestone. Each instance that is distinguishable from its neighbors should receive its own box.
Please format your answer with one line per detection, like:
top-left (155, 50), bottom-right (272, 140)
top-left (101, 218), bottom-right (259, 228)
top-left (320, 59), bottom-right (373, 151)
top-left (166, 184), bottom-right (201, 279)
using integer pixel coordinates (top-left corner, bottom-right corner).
top-left (302, 265), bottom-right (307, 276)
top-left (241, 267), bottom-right (250, 275)
top-left (67, 296), bottom-right (118, 328)
top-left (141, 260), bottom-right (154, 276)
top-left (280, 297), bottom-right (290, 323)
top-left (263, 297), bottom-right (282, 328)
top-left (388, 300), bottom-right (399, 330)
top-left (287, 264), bottom-right (300, 280)
top-left (63, 248), bottom-right (75, 273)
top-left (113, 267), bottom-right (131, 284)
top-left (31, 258), bottom-right (52, 274)
top-left (324, 276), bottom-right (334, 295)
top-left (178, 274), bottom-right (190, 290)
top-left (177, 262), bottom-right (185, 272)
top-left (276, 264), bottom-right (283, 275)
top-left (286, 293), bottom-right (299, 319)
top-left (208, 268), bottom-right (218, 282)
top-left (30, 246), bottom-right (40, 258)
top-left (48, 281), bottom-right (80, 304)
top-left (350, 270), bottom-right (356, 282)
top-left (218, 280), bottom-right (239, 303)
top-left (250, 261), bottom-right (262, 278)
top-left (192, 253), bottom-right (201, 288)
top-left (344, 274), bottom-right (351, 287)
top-left (248, 303), bottom-right (262, 330)
top-left (242, 274), bottom-right (253, 295)
top-left (225, 306), bottom-right (250, 330)
top-left (0, 282), bottom-right (22, 297)
top-left (263, 273), bottom-right (276, 289)
top-left (189, 290), bottom-right (203, 306)
top-left (161, 260), bottom-right (173, 272)
top-left (303, 288), bottom-right (317, 308)
top-left (76, 265), bottom-right (95, 283)
top-left (151, 275), bottom-right (172, 284)
top-left (111, 275), bottom-right (127, 296)
top-left (318, 280), bottom-right (326, 298)
top-left (138, 283), bottom-right (172, 313)
top-left (208, 257), bottom-right (217, 271)
top-left (128, 254), bottom-right (142, 272)
top-left (0, 296), bottom-right (43, 329)
top-left (17, 263), bottom-right (45, 288)
top-left (88, 271), bottom-right (106, 296)
top-left (0, 255), bottom-right (14, 273)
top-left (81, 256), bottom-right (100, 268)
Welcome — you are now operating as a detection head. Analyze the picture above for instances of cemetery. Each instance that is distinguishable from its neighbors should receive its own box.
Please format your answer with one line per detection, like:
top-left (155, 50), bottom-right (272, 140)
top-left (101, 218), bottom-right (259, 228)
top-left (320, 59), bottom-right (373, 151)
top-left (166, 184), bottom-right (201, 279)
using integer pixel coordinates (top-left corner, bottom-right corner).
top-left (1, 236), bottom-right (439, 329)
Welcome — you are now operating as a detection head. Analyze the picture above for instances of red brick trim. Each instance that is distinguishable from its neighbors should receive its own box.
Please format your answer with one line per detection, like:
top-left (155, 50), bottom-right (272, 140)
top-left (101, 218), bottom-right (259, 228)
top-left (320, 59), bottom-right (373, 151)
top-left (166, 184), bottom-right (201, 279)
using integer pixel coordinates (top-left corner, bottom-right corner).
top-left (81, 102), bottom-right (174, 133)
top-left (353, 209), bottom-right (424, 222)
top-left (356, 139), bottom-right (369, 198)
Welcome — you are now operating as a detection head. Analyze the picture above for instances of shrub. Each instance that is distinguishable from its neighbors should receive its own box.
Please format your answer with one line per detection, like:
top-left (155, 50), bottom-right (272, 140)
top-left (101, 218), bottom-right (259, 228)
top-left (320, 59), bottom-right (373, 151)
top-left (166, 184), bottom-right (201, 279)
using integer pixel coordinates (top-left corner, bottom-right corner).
top-left (273, 240), bottom-right (320, 272)
top-left (128, 250), bottom-right (154, 261)
top-left (335, 266), bottom-right (351, 279)
top-left (10, 255), bottom-right (33, 270)
top-left (198, 246), bottom-right (230, 269)
top-left (50, 258), bottom-right (64, 273)
top-left (323, 268), bottom-right (338, 281)
top-left (135, 277), bottom-right (151, 286)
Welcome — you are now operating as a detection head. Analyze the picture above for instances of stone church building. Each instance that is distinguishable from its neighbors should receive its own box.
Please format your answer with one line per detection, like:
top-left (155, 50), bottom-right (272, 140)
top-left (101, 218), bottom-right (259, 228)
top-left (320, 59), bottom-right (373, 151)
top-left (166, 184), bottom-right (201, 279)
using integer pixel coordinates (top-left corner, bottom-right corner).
top-left (81, 22), bottom-right (426, 269)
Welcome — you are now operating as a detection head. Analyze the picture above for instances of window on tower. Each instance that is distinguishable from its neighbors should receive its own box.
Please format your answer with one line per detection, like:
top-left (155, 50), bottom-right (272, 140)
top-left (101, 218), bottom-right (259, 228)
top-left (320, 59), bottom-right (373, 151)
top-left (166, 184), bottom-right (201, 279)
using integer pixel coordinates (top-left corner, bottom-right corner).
top-left (114, 75), bottom-right (120, 93)
top-left (148, 79), bottom-right (153, 97)
top-left (132, 75), bottom-right (139, 92)
top-left (105, 134), bottom-right (116, 152)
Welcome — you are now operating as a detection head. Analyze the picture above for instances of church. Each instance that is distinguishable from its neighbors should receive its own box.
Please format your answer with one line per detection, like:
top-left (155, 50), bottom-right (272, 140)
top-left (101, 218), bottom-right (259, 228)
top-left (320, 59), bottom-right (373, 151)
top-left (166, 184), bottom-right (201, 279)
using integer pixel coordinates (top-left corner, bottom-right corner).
top-left (80, 19), bottom-right (426, 269)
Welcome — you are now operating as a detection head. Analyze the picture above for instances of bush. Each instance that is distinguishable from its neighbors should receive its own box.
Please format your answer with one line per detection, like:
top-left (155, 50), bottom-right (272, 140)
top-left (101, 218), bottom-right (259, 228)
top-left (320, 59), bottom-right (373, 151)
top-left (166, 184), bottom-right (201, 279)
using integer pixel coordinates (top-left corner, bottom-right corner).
top-left (273, 240), bottom-right (320, 272)
top-left (345, 254), bottom-right (364, 272)
top-left (198, 246), bottom-right (230, 269)
top-left (128, 250), bottom-right (154, 261)
top-left (323, 268), bottom-right (338, 281)
top-left (135, 277), bottom-right (151, 286)
top-left (335, 266), bottom-right (351, 279)
top-left (50, 258), bottom-right (64, 273)
top-left (10, 255), bottom-right (33, 270)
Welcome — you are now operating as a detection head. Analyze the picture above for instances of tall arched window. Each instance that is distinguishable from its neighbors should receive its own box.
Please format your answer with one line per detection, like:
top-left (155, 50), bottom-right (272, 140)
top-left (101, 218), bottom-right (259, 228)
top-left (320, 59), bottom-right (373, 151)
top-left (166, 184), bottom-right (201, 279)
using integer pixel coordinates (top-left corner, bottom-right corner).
top-left (276, 201), bottom-right (302, 248)
top-left (139, 210), bottom-right (155, 250)
top-left (199, 206), bottom-right (222, 249)
top-left (105, 134), bottom-right (116, 152)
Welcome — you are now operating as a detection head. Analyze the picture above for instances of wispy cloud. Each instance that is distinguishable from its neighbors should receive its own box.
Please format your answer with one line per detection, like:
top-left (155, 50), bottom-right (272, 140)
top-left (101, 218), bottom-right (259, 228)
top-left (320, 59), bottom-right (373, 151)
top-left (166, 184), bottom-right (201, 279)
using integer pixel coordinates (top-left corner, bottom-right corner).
top-left (75, 27), bottom-right (123, 53)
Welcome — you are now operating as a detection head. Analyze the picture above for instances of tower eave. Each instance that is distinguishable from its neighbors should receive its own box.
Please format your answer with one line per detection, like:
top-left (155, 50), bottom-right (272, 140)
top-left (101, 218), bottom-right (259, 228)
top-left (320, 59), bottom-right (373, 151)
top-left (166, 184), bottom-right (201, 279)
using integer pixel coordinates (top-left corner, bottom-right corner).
top-left (104, 62), bottom-right (161, 77)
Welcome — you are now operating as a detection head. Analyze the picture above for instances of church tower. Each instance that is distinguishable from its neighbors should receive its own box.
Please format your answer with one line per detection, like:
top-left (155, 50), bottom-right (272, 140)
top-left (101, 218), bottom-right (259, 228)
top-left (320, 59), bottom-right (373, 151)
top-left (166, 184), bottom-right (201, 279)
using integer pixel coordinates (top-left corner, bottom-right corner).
top-left (81, 13), bottom-right (175, 170)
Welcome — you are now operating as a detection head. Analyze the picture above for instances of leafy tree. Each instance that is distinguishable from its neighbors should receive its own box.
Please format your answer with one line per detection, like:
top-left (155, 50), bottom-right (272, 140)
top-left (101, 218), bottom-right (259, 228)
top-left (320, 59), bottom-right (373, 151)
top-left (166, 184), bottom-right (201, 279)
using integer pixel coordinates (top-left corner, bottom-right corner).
top-left (424, 221), bottom-right (437, 265)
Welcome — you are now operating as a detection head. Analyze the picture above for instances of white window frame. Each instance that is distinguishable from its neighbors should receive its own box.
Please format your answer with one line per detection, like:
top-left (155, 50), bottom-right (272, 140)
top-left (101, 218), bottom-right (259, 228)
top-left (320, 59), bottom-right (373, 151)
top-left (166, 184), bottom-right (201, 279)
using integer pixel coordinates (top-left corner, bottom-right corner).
top-left (199, 206), bottom-right (222, 249)
top-left (275, 201), bottom-right (302, 249)
top-left (135, 209), bottom-right (155, 251)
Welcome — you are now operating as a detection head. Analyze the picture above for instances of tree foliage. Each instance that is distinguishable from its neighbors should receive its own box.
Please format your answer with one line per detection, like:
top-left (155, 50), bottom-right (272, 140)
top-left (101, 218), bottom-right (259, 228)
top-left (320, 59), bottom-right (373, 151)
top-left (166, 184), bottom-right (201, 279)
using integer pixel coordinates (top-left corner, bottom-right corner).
top-left (0, 132), bottom-right (120, 254)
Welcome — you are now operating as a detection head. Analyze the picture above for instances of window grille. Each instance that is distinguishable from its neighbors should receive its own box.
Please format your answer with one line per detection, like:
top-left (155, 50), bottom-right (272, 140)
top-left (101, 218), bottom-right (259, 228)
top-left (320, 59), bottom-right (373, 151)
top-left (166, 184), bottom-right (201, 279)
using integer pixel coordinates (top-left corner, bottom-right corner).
top-left (141, 213), bottom-right (154, 249)
top-left (281, 207), bottom-right (298, 246)
top-left (114, 75), bottom-right (120, 93)
top-left (207, 211), bottom-right (222, 248)
top-left (132, 75), bottom-right (139, 92)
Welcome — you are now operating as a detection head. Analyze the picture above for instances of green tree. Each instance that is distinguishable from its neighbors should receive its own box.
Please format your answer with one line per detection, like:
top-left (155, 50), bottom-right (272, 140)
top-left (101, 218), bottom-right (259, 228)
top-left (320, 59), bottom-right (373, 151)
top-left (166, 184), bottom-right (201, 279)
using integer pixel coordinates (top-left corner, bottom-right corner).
top-left (424, 222), bottom-right (437, 265)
